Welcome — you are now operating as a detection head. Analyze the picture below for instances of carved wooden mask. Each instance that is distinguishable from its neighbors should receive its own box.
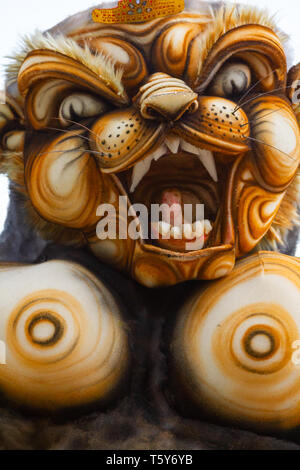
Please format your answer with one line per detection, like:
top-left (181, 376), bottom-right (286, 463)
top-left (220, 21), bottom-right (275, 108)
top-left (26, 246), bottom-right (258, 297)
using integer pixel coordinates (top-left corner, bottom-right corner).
top-left (1, 1), bottom-right (300, 287)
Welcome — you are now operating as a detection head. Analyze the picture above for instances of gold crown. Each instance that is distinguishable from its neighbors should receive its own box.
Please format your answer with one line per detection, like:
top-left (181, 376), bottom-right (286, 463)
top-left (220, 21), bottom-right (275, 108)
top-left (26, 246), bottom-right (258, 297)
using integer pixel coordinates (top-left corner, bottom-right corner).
top-left (92, 0), bottom-right (184, 24)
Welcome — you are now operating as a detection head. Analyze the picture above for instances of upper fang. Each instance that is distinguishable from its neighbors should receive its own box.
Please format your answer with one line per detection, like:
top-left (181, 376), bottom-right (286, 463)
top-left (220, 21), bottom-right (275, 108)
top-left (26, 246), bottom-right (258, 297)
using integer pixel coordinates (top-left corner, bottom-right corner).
top-left (130, 155), bottom-right (152, 192)
top-left (130, 144), bottom-right (167, 192)
top-left (165, 135), bottom-right (180, 154)
top-left (198, 149), bottom-right (218, 182)
top-left (130, 138), bottom-right (218, 193)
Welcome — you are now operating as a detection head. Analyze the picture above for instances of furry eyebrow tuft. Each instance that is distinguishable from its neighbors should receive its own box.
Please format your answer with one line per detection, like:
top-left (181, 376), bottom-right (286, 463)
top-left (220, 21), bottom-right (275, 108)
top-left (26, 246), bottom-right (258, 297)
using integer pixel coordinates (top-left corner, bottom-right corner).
top-left (196, 3), bottom-right (289, 79)
top-left (5, 30), bottom-right (125, 97)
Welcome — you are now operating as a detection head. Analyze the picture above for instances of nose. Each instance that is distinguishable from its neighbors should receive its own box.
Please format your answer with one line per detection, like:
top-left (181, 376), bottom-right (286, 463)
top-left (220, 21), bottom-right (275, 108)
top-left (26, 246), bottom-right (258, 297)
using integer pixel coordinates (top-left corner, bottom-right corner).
top-left (133, 73), bottom-right (198, 121)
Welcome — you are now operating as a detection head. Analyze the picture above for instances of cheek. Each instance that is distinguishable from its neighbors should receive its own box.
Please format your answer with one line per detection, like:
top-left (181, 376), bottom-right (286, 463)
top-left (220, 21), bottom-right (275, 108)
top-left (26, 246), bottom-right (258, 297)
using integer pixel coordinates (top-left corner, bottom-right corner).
top-left (272, 114), bottom-right (297, 154)
top-left (229, 96), bottom-right (300, 256)
top-left (247, 96), bottom-right (300, 189)
top-left (25, 131), bottom-right (105, 230)
top-left (234, 161), bottom-right (284, 254)
top-left (90, 107), bottom-right (165, 173)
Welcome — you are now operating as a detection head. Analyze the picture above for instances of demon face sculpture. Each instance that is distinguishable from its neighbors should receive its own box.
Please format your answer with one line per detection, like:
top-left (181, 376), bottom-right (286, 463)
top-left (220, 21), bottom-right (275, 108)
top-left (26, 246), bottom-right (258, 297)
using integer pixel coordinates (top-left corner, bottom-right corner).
top-left (2, 0), bottom-right (300, 287)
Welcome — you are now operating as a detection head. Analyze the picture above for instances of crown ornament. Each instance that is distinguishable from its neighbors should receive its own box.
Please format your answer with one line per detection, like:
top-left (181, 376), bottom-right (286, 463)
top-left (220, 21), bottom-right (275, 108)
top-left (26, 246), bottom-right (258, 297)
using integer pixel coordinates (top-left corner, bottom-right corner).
top-left (92, 0), bottom-right (185, 24)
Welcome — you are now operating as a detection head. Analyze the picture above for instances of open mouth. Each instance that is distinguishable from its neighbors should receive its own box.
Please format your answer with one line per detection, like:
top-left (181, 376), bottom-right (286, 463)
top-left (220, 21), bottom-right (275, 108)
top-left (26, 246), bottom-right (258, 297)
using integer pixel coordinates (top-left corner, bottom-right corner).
top-left (118, 134), bottom-right (222, 253)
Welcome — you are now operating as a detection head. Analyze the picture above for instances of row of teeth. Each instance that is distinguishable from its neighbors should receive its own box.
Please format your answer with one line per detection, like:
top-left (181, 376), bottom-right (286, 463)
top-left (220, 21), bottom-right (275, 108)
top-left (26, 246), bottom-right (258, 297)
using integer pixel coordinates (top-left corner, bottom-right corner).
top-left (130, 136), bottom-right (218, 193)
top-left (153, 219), bottom-right (213, 240)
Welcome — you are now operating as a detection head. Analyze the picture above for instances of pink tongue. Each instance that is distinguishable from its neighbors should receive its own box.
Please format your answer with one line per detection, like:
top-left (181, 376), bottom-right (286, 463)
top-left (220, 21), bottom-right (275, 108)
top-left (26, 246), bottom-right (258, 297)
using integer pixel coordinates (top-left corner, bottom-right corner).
top-left (161, 189), bottom-right (182, 226)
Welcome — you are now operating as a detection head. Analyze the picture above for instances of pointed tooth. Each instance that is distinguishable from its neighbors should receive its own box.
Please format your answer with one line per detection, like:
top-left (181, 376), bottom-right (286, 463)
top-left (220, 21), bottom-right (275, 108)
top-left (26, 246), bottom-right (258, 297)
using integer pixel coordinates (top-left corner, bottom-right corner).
top-left (130, 155), bottom-right (152, 193)
top-left (159, 221), bottom-right (171, 237)
top-left (130, 144), bottom-right (168, 192)
top-left (153, 145), bottom-right (167, 161)
top-left (198, 149), bottom-right (218, 182)
top-left (204, 219), bottom-right (213, 235)
top-left (180, 139), bottom-right (200, 155)
top-left (192, 221), bottom-right (204, 238)
top-left (165, 135), bottom-right (180, 154)
top-left (171, 226), bottom-right (182, 239)
top-left (150, 221), bottom-right (159, 239)
top-left (183, 223), bottom-right (194, 239)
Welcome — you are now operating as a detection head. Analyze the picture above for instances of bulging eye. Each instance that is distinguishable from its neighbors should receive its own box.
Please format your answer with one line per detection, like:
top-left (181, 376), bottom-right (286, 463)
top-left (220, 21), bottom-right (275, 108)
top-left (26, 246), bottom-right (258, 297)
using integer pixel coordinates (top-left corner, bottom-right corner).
top-left (59, 93), bottom-right (108, 127)
top-left (210, 62), bottom-right (251, 98)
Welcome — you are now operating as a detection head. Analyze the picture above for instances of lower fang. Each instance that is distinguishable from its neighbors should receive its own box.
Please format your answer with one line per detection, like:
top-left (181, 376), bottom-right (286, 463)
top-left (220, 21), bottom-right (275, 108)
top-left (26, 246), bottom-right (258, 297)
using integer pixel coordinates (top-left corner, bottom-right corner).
top-left (165, 135), bottom-right (180, 154)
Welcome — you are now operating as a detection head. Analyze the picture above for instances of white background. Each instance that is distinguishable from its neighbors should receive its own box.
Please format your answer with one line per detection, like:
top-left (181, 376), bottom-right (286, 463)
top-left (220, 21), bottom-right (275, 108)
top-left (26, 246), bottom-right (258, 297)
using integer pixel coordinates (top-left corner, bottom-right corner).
top-left (0, 0), bottom-right (299, 236)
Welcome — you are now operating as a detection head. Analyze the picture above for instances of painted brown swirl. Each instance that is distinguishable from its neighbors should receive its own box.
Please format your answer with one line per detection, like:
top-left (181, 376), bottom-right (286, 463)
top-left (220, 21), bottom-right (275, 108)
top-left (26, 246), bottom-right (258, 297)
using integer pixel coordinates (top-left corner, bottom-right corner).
top-left (2, 130), bottom-right (25, 152)
top-left (169, 252), bottom-right (300, 431)
top-left (0, 101), bottom-right (15, 132)
top-left (65, 11), bottom-right (211, 59)
top-left (0, 260), bottom-right (130, 411)
top-left (245, 96), bottom-right (300, 189)
top-left (195, 24), bottom-right (287, 92)
top-left (25, 130), bottom-right (107, 230)
top-left (0, 92), bottom-right (25, 153)
top-left (233, 167), bottom-right (284, 255)
top-left (132, 241), bottom-right (235, 287)
top-left (152, 22), bottom-right (206, 80)
top-left (18, 49), bottom-right (129, 108)
top-left (2, 2), bottom-right (300, 287)
top-left (86, 175), bottom-right (136, 272)
top-left (232, 95), bottom-right (300, 255)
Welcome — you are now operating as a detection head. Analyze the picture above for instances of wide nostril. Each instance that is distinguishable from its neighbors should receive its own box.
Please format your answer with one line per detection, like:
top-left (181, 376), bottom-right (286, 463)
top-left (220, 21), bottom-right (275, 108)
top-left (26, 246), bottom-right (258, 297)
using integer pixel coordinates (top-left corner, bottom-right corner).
top-left (133, 72), bottom-right (198, 121)
top-left (187, 100), bottom-right (199, 114)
